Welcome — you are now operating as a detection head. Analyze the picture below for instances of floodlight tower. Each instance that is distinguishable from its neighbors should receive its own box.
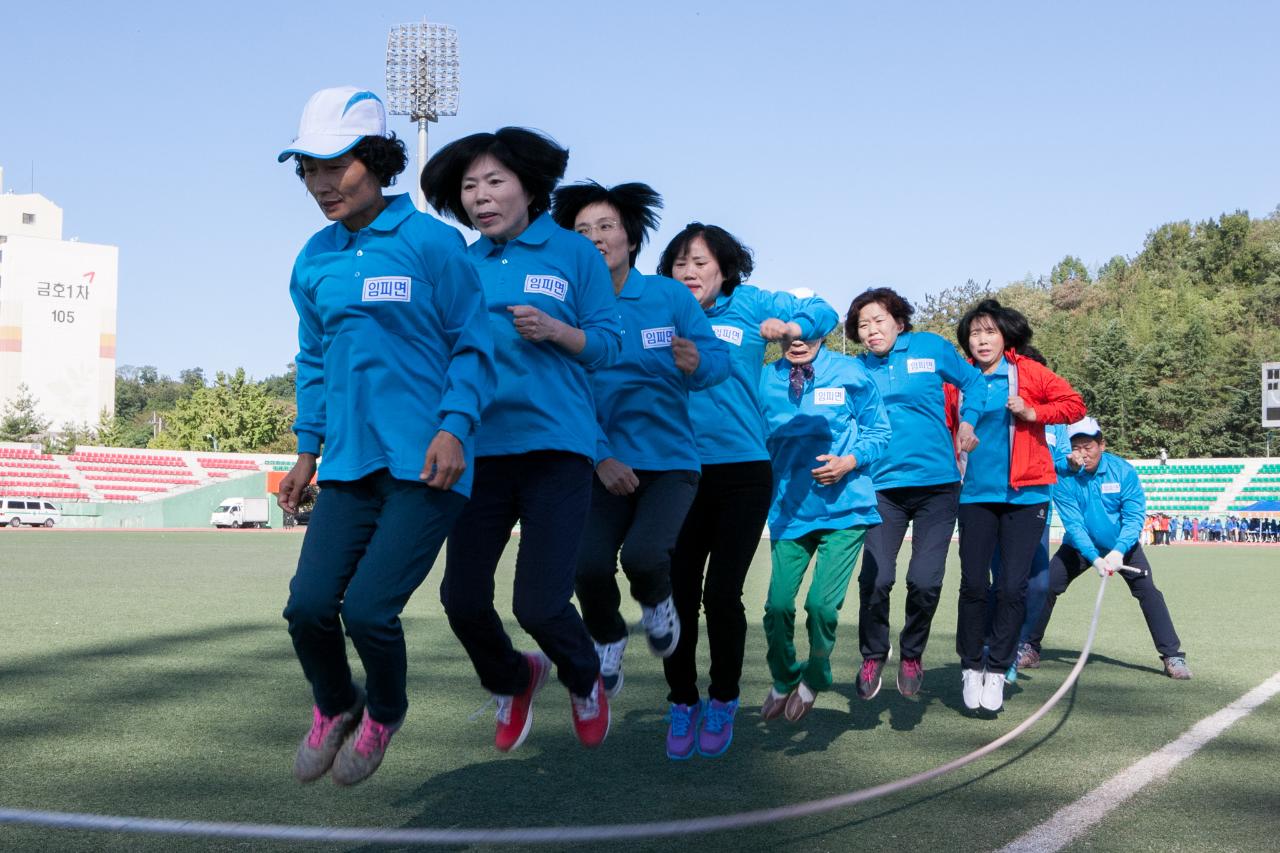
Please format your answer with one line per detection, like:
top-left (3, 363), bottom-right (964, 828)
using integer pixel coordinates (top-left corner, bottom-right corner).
top-left (385, 19), bottom-right (460, 212)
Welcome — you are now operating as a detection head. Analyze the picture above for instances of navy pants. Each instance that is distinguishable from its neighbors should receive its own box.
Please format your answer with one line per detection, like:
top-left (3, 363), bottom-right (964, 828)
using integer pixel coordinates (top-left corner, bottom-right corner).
top-left (576, 469), bottom-right (700, 644)
top-left (283, 470), bottom-right (465, 725)
top-left (1028, 543), bottom-right (1184, 658)
top-left (664, 460), bottom-right (773, 705)
top-left (956, 501), bottom-right (1048, 671)
top-left (441, 451), bottom-right (599, 698)
top-left (858, 482), bottom-right (960, 662)
top-left (987, 520), bottom-right (1052, 646)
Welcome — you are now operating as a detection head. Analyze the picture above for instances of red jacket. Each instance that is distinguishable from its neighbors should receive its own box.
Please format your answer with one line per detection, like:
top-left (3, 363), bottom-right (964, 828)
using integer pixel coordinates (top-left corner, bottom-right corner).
top-left (944, 349), bottom-right (1086, 490)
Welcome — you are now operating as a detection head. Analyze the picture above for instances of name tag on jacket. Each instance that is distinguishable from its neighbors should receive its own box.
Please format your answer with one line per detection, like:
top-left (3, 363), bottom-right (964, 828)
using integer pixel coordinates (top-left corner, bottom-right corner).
top-left (642, 326), bottom-right (675, 348)
top-left (814, 387), bottom-right (846, 406)
top-left (712, 325), bottom-right (744, 346)
top-left (524, 275), bottom-right (568, 301)
top-left (907, 358), bottom-right (936, 373)
top-left (1100, 482), bottom-right (1121, 494)
top-left (363, 277), bottom-right (411, 302)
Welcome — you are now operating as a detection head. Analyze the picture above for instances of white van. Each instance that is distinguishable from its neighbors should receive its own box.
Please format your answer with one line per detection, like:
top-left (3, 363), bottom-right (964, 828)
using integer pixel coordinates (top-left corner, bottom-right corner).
top-left (1, 498), bottom-right (62, 528)
top-left (211, 497), bottom-right (270, 529)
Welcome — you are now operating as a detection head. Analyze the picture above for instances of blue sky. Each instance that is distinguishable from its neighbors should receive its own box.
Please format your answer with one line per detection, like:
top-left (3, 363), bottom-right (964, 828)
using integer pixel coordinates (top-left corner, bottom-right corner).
top-left (4, 1), bottom-right (1278, 379)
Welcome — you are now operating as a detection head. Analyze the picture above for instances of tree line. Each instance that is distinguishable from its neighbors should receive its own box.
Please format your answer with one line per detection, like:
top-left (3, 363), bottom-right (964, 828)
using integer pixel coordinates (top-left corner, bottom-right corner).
top-left (4, 206), bottom-right (1277, 458)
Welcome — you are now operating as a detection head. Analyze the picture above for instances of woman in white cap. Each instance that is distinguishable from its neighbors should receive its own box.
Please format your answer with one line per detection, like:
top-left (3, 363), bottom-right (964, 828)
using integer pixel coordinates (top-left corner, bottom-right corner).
top-left (277, 86), bottom-right (495, 786)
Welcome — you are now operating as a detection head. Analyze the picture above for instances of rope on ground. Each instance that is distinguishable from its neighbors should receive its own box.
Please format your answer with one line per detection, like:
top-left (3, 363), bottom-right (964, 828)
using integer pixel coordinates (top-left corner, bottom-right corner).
top-left (0, 577), bottom-right (1112, 845)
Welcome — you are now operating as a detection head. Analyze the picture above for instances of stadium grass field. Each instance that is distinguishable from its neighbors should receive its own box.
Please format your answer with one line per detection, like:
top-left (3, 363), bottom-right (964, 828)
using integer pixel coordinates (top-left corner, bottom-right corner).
top-left (1, 532), bottom-right (1277, 853)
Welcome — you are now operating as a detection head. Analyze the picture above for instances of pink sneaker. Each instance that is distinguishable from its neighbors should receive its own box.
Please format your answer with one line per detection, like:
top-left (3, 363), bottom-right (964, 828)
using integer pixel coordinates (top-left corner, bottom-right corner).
top-left (331, 709), bottom-right (401, 786)
top-left (293, 690), bottom-right (364, 783)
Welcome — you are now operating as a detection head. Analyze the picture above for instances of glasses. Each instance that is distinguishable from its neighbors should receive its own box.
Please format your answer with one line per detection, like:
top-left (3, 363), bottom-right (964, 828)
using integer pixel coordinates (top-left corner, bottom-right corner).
top-left (575, 219), bottom-right (621, 238)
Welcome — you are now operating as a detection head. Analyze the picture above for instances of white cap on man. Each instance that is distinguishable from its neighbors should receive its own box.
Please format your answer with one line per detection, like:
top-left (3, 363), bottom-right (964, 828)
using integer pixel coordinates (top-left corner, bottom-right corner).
top-left (1067, 416), bottom-right (1103, 439)
top-left (278, 87), bottom-right (387, 163)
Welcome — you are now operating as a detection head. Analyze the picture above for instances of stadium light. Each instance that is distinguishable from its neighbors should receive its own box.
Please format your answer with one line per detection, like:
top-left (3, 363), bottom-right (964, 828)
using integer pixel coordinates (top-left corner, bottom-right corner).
top-left (385, 19), bottom-right (460, 212)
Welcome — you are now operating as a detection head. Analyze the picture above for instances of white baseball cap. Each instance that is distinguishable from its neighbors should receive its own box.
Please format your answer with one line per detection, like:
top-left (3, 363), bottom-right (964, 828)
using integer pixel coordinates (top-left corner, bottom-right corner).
top-left (277, 87), bottom-right (387, 163)
top-left (1067, 416), bottom-right (1103, 439)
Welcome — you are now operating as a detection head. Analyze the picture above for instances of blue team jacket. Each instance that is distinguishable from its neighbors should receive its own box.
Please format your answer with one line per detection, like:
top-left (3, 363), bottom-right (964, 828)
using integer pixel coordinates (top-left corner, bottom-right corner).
top-left (690, 285), bottom-right (839, 465)
top-left (592, 269), bottom-right (730, 471)
top-left (466, 213), bottom-right (622, 459)
top-left (290, 193), bottom-right (496, 496)
top-left (857, 330), bottom-right (986, 490)
top-left (758, 346), bottom-right (892, 539)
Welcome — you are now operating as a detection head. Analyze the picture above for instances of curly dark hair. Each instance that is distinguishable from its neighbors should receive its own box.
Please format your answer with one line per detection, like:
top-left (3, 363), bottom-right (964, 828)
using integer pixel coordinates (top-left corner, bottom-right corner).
top-left (293, 133), bottom-right (408, 188)
top-left (846, 286), bottom-right (915, 340)
top-left (550, 181), bottom-right (662, 267)
top-left (657, 223), bottom-right (754, 296)
top-left (421, 127), bottom-right (568, 229)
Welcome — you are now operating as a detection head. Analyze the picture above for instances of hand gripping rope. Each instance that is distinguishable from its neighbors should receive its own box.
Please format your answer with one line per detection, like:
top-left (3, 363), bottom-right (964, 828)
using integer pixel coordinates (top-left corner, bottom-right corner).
top-left (0, 576), bottom-right (1115, 846)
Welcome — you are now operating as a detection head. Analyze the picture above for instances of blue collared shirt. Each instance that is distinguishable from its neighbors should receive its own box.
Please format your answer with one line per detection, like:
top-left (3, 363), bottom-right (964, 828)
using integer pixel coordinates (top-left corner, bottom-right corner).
top-left (1053, 451), bottom-right (1146, 562)
top-left (961, 358), bottom-right (1050, 505)
top-left (466, 213), bottom-right (622, 458)
top-left (857, 330), bottom-right (987, 490)
top-left (290, 193), bottom-right (496, 496)
top-left (759, 347), bottom-right (891, 539)
top-left (689, 285), bottom-right (839, 465)
top-left (592, 269), bottom-right (730, 471)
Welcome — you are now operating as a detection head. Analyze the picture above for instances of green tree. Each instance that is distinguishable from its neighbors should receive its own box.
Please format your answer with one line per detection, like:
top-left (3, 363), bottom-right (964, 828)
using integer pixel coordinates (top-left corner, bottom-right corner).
top-left (0, 383), bottom-right (53, 442)
top-left (44, 421), bottom-right (97, 455)
top-left (149, 368), bottom-right (292, 452)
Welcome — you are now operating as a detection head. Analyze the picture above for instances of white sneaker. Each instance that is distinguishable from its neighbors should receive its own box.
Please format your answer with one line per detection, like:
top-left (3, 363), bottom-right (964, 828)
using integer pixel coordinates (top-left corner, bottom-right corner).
top-left (961, 669), bottom-right (984, 710)
top-left (980, 671), bottom-right (1006, 712)
top-left (594, 637), bottom-right (627, 698)
top-left (640, 596), bottom-right (681, 658)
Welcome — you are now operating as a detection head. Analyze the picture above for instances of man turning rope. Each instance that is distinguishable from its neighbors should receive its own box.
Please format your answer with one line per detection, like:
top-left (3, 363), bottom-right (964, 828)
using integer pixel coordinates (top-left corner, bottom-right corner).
top-left (1024, 417), bottom-right (1192, 680)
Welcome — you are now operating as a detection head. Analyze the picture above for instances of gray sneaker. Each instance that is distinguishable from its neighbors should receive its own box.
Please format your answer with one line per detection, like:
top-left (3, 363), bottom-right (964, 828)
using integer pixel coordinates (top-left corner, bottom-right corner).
top-left (331, 709), bottom-right (402, 786)
top-left (1163, 656), bottom-right (1192, 680)
top-left (293, 689), bottom-right (365, 783)
top-left (641, 596), bottom-right (680, 658)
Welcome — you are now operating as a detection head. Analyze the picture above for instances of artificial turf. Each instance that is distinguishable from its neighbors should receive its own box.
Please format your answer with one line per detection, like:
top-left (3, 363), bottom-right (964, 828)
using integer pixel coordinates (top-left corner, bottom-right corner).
top-left (1, 532), bottom-right (1276, 852)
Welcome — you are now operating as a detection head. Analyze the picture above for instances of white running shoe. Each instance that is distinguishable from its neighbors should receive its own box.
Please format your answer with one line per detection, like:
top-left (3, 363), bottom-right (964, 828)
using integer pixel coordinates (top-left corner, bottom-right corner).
top-left (980, 671), bottom-right (1006, 712)
top-left (594, 637), bottom-right (628, 698)
top-left (641, 596), bottom-right (680, 658)
top-left (961, 669), bottom-right (984, 710)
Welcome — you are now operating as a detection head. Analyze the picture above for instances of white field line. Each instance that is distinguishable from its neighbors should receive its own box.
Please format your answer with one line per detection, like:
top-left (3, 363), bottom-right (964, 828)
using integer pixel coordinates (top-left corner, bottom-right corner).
top-left (996, 670), bottom-right (1280, 853)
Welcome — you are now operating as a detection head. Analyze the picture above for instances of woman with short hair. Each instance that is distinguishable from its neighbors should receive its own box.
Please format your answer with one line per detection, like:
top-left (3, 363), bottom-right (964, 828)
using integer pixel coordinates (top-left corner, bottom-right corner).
top-left (278, 86), bottom-right (495, 786)
top-left (656, 223), bottom-right (838, 759)
top-left (550, 181), bottom-right (730, 700)
top-left (848, 286), bottom-right (985, 700)
top-left (422, 127), bottom-right (622, 751)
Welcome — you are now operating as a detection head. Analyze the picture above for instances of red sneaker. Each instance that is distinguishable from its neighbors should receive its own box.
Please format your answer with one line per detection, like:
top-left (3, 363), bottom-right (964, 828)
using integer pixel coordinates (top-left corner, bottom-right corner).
top-left (494, 651), bottom-right (551, 752)
top-left (570, 675), bottom-right (610, 748)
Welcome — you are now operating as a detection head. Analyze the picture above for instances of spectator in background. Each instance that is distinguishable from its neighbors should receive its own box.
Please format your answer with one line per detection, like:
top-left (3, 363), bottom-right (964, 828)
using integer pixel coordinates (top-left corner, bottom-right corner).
top-left (1158, 448), bottom-right (1169, 467)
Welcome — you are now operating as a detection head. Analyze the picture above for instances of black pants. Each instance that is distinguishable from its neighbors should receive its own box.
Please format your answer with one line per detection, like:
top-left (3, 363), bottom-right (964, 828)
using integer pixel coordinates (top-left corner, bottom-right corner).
top-left (1028, 543), bottom-right (1184, 658)
top-left (576, 469), bottom-right (700, 644)
top-left (956, 501), bottom-right (1048, 671)
top-left (664, 460), bottom-right (773, 705)
top-left (441, 451), bottom-right (598, 697)
top-left (858, 482), bottom-right (959, 662)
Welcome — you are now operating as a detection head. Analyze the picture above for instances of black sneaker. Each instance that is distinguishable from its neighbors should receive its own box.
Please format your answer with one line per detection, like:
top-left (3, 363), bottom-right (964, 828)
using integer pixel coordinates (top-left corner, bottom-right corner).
top-left (857, 657), bottom-right (886, 700)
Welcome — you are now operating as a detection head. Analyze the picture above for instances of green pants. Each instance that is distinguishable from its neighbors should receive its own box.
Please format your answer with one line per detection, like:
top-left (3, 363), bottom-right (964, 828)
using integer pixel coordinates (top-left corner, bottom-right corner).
top-left (764, 526), bottom-right (865, 693)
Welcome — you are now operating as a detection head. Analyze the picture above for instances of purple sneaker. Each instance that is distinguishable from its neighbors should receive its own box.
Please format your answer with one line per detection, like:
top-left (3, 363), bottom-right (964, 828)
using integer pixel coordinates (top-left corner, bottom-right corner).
top-left (697, 698), bottom-right (739, 757)
top-left (665, 701), bottom-right (701, 760)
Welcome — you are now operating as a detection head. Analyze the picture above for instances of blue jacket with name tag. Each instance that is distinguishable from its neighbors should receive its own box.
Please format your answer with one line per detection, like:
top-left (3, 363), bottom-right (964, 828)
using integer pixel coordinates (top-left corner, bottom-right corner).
top-left (290, 193), bottom-right (496, 496)
top-left (857, 330), bottom-right (987, 490)
top-left (690, 285), bottom-right (839, 465)
top-left (1053, 450), bottom-right (1146, 562)
top-left (758, 346), bottom-right (892, 539)
top-left (592, 269), bottom-right (730, 471)
top-left (466, 213), bottom-right (622, 459)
